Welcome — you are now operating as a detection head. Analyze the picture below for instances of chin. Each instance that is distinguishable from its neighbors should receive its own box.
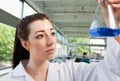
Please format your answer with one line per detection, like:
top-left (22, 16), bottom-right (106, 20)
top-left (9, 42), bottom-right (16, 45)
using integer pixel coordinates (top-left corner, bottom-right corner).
top-left (47, 54), bottom-right (54, 60)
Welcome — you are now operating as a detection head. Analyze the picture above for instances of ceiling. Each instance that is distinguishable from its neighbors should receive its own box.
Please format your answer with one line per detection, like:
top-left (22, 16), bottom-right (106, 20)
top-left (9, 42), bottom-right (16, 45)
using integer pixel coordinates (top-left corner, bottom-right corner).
top-left (25, 0), bottom-right (98, 38)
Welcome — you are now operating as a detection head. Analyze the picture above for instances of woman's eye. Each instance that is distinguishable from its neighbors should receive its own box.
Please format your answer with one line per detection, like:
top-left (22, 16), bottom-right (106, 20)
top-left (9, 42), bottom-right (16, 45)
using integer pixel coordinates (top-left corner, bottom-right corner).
top-left (51, 32), bottom-right (55, 36)
top-left (36, 35), bottom-right (44, 39)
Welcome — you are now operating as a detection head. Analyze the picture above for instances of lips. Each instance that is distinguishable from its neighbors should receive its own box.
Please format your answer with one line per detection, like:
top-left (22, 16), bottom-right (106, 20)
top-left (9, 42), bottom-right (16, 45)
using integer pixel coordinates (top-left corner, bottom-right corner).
top-left (46, 49), bottom-right (55, 54)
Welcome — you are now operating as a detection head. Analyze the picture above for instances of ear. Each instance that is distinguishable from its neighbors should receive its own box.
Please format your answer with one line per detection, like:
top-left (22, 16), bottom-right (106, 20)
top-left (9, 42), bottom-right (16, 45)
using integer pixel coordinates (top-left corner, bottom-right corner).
top-left (20, 39), bottom-right (29, 51)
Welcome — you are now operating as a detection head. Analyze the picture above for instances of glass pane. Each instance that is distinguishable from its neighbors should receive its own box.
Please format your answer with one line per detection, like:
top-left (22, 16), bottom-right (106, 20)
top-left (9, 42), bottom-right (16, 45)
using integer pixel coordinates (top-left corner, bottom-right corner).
top-left (0, 0), bottom-right (21, 18)
top-left (23, 2), bottom-right (37, 17)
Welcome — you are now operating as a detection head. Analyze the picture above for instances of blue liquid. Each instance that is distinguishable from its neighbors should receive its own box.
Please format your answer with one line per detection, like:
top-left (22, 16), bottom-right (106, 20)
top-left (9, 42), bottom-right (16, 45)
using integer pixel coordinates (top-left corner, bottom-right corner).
top-left (89, 27), bottom-right (120, 38)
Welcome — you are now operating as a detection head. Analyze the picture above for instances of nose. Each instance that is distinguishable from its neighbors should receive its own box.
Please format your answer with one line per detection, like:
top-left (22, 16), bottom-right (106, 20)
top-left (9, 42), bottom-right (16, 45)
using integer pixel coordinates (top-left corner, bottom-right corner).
top-left (46, 34), bottom-right (55, 46)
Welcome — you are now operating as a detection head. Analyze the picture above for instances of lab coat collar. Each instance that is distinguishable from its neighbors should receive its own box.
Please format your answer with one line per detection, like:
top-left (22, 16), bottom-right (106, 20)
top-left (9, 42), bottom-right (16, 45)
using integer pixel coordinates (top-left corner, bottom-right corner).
top-left (46, 62), bottom-right (59, 81)
top-left (12, 61), bottom-right (27, 77)
top-left (12, 61), bottom-right (60, 81)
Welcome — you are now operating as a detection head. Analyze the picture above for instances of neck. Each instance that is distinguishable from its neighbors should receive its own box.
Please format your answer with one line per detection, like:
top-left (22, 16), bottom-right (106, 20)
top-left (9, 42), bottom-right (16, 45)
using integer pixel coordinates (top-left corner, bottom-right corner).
top-left (25, 60), bottom-right (49, 81)
top-left (26, 59), bottom-right (49, 72)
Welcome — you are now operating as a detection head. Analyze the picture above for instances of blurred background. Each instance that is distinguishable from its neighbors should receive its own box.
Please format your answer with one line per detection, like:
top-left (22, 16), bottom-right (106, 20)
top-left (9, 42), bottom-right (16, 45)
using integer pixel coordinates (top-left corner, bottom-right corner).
top-left (0, 0), bottom-right (106, 77)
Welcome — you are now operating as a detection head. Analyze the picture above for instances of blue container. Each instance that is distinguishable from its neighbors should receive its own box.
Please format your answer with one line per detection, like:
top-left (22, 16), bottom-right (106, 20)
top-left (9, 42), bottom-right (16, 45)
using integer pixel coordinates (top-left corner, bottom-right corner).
top-left (89, 27), bottom-right (120, 38)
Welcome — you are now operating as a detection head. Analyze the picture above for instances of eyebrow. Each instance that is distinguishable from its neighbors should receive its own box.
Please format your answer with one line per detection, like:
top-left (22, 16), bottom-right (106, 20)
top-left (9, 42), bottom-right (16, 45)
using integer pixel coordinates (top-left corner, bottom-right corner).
top-left (35, 28), bottom-right (54, 34)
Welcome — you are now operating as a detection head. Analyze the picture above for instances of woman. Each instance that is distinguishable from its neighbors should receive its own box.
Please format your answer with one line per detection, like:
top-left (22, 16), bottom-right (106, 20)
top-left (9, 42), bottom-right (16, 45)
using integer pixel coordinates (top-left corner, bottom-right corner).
top-left (0, 0), bottom-right (120, 81)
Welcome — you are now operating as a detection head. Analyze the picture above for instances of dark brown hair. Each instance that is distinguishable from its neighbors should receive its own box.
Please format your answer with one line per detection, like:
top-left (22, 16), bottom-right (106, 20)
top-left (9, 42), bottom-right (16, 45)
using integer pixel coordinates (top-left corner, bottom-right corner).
top-left (12, 13), bottom-right (52, 69)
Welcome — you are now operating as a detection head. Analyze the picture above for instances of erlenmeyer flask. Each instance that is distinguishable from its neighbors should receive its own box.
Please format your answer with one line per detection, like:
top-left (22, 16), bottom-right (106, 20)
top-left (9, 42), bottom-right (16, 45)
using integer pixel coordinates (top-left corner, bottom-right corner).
top-left (89, 2), bottom-right (120, 38)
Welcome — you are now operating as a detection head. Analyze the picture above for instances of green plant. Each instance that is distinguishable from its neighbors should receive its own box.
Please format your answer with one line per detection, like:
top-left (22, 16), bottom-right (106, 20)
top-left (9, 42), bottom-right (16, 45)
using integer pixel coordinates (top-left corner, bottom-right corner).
top-left (68, 38), bottom-right (90, 55)
top-left (0, 23), bottom-right (15, 62)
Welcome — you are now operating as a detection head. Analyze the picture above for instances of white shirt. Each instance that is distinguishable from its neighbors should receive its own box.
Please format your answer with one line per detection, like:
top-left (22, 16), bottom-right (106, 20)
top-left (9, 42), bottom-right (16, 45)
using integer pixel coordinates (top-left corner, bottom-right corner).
top-left (0, 38), bottom-right (120, 81)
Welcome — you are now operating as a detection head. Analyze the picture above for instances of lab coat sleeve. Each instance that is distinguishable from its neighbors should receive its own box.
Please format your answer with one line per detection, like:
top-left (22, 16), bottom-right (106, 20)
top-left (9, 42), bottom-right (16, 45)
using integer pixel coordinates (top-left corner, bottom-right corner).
top-left (97, 38), bottom-right (120, 81)
top-left (73, 38), bottom-right (120, 81)
top-left (57, 61), bottom-right (98, 81)
top-left (104, 38), bottom-right (120, 75)
top-left (73, 61), bottom-right (98, 81)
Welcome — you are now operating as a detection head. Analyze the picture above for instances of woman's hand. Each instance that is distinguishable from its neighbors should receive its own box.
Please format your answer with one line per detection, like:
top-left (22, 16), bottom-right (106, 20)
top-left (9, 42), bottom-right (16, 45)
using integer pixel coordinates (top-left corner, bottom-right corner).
top-left (107, 0), bottom-right (120, 44)
top-left (100, 0), bottom-right (120, 44)
top-left (107, 0), bottom-right (120, 27)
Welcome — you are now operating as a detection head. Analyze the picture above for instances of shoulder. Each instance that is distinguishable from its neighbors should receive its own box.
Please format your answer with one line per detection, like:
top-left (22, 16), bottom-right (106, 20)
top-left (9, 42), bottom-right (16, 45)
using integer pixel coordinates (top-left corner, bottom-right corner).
top-left (0, 72), bottom-right (13, 81)
top-left (50, 62), bottom-right (91, 71)
top-left (0, 61), bottom-right (27, 81)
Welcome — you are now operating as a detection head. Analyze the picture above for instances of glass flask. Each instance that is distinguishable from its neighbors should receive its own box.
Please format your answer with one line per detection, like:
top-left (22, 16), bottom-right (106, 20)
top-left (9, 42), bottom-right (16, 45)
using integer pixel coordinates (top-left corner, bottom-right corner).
top-left (89, 2), bottom-right (120, 38)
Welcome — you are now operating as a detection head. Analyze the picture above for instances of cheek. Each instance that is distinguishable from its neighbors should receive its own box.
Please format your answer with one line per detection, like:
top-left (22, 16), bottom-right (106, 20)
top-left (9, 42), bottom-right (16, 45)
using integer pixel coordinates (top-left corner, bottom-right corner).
top-left (36, 41), bottom-right (45, 50)
top-left (29, 40), bottom-right (46, 52)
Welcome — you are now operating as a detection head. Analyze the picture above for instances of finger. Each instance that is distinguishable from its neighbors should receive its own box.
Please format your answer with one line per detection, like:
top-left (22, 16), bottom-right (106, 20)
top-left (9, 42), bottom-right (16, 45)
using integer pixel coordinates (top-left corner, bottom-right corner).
top-left (112, 4), bottom-right (120, 8)
top-left (100, 0), bottom-right (107, 10)
top-left (107, 0), bottom-right (120, 4)
top-left (113, 8), bottom-right (120, 22)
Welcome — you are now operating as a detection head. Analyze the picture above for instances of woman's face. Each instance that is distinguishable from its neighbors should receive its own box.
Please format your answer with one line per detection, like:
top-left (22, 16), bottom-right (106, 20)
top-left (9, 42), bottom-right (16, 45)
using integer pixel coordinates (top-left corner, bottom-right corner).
top-left (26, 19), bottom-right (57, 61)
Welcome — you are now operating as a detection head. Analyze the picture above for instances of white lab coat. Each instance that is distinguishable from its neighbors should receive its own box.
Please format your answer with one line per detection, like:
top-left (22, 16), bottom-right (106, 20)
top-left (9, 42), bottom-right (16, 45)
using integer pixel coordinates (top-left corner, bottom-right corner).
top-left (0, 38), bottom-right (120, 81)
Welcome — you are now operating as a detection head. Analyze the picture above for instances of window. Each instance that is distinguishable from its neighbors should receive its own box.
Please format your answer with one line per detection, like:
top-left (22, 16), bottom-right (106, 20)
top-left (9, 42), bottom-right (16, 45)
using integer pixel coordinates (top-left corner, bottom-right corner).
top-left (0, 23), bottom-right (15, 68)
